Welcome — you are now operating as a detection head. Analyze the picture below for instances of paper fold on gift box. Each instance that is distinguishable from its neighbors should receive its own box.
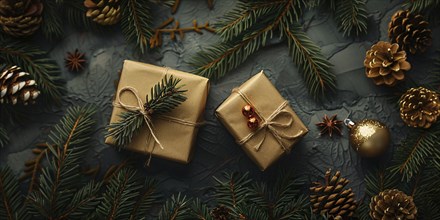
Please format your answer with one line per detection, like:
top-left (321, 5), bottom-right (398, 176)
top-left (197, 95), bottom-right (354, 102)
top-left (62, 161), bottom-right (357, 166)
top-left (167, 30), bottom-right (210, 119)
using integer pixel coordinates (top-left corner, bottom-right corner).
top-left (105, 60), bottom-right (209, 164)
top-left (215, 71), bottom-right (308, 170)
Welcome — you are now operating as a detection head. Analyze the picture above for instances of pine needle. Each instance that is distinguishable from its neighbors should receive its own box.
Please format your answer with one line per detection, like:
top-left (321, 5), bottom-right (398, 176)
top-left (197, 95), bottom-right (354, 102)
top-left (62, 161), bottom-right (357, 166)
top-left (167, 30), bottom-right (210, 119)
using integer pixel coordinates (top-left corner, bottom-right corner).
top-left (0, 39), bottom-right (64, 104)
top-left (158, 193), bottom-right (191, 220)
top-left (0, 125), bottom-right (9, 148)
top-left (121, 0), bottom-right (154, 54)
top-left (389, 125), bottom-right (440, 182)
top-left (107, 75), bottom-right (187, 147)
top-left (284, 23), bottom-right (336, 99)
top-left (27, 105), bottom-right (97, 218)
top-left (41, 0), bottom-right (64, 40)
top-left (0, 167), bottom-right (29, 220)
top-left (333, 0), bottom-right (368, 37)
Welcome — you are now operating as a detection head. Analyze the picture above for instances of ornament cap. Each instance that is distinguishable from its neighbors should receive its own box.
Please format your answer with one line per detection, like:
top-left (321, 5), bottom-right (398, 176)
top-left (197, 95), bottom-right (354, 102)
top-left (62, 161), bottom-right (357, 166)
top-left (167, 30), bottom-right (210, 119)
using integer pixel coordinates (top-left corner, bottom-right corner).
top-left (344, 118), bottom-right (355, 129)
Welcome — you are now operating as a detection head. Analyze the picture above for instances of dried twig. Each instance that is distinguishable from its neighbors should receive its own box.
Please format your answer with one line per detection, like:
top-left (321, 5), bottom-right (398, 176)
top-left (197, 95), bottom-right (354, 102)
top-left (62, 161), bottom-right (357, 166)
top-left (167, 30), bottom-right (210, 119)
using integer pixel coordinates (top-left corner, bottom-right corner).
top-left (150, 18), bottom-right (215, 48)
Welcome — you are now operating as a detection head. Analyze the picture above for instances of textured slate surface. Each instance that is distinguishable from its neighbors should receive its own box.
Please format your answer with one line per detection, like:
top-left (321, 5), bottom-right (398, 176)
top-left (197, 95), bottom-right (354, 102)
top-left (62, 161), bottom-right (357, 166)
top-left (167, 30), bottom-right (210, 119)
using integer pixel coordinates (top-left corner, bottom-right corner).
top-left (1, 0), bottom-right (439, 202)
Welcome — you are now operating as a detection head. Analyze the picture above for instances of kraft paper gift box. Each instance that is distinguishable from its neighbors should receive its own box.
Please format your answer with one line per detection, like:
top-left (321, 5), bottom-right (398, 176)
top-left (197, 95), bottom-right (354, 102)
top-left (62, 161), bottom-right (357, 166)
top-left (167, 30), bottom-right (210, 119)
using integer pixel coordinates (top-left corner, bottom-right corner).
top-left (215, 71), bottom-right (308, 170)
top-left (105, 60), bottom-right (209, 164)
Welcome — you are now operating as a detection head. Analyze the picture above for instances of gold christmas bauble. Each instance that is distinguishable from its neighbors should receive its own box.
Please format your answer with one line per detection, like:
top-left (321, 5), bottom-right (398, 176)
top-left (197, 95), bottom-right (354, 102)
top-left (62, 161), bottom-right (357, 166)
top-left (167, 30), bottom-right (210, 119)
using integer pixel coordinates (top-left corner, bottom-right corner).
top-left (348, 119), bottom-right (390, 157)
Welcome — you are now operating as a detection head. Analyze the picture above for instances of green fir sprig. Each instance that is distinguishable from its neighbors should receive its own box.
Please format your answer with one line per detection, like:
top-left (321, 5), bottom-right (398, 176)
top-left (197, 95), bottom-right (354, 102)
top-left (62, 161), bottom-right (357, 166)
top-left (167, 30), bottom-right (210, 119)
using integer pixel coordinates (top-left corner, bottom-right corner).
top-left (0, 167), bottom-right (29, 220)
top-left (107, 75), bottom-right (187, 147)
top-left (190, 0), bottom-right (336, 99)
top-left (0, 125), bottom-right (8, 148)
top-left (0, 38), bottom-right (64, 104)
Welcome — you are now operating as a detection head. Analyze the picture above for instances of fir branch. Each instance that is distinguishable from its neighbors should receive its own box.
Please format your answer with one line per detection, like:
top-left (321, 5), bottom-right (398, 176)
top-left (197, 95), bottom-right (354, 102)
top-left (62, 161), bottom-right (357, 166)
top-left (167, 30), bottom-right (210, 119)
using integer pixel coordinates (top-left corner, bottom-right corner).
top-left (158, 193), bottom-right (191, 220)
top-left (408, 0), bottom-right (440, 14)
top-left (144, 75), bottom-right (187, 115)
top-left (59, 181), bottom-right (102, 219)
top-left (0, 39), bottom-right (64, 104)
top-left (389, 125), bottom-right (440, 182)
top-left (64, 0), bottom-right (99, 30)
top-left (107, 75), bottom-right (187, 147)
top-left (284, 23), bottom-right (336, 98)
top-left (41, 0), bottom-right (64, 40)
top-left (191, 0), bottom-right (306, 80)
top-left (215, 0), bottom-right (285, 41)
top-left (190, 198), bottom-right (213, 220)
top-left (96, 168), bottom-right (143, 220)
top-left (0, 125), bottom-right (9, 148)
top-left (364, 168), bottom-right (400, 197)
top-left (213, 172), bottom-right (252, 210)
top-left (333, 0), bottom-right (368, 37)
top-left (19, 143), bottom-right (50, 193)
top-left (129, 178), bottom-right (160, 220)
top-left (27, 105), bottom-right (97, 218)
top-left (121, 0), bottom-right (153, 53)
top-left (0, 167), bottom-right (29, 220)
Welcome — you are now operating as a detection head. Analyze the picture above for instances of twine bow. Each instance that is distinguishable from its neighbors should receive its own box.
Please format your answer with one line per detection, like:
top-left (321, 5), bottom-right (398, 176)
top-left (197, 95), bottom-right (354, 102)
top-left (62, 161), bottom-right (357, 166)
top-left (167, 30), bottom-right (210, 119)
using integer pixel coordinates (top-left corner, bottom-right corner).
top-left (234, 88), bottom-right (304, 152)
top-left (113, 83), bottom-right (202, 166)
top-left (115, 86), bottom-right (165, 151)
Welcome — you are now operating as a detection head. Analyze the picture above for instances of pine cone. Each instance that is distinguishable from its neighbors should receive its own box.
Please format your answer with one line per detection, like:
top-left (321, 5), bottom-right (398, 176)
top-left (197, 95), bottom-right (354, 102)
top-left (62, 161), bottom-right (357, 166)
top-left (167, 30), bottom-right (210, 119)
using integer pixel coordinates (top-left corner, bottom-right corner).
top-left (388, 10), bottom-right (432, 54)
top-left (370, 189), bottom-right (417, 220)
top-left (211, 205), bottom-right (231, 220)
top-left (364, 41), bottom-right (411, 86)
top-left (83, 0), bottom-right (121, 26)
top-left (0, 0), bottom-right (43, 37)
top-left (309, 169), bottom-right (357, 219)
top-left (399, 87), bottom-right (440, 128)
top-left (0, 65), bottom-right (40, 105)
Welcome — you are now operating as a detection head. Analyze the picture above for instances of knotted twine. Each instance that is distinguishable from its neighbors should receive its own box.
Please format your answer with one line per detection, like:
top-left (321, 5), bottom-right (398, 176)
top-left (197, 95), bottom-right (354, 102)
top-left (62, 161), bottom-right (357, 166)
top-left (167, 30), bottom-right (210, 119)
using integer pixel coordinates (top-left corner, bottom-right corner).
top-left (233, 88), bottom-right (304, 152)
top-left (113, 80), bottom-right (202, 166)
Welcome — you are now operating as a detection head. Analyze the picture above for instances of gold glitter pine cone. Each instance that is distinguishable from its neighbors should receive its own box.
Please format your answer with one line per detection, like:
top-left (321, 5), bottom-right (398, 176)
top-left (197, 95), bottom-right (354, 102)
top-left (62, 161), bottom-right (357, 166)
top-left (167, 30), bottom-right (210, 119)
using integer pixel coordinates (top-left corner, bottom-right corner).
top-left (369, 189), bottom-right (417, 220)
top-left (364, 41), bottom-right (411, 86)
top-left (0, 0), bottom-right (44, 37)
top-left (309, 169), bottom-right (357, 219)
top-left (0, 65), bottom-right (40, 105)
top-left (399, 87), bottom-right (440, 129)
top-left (388, 10), bottom-right (432, 54)
top-left (84, 0), bottom-right (121, 26)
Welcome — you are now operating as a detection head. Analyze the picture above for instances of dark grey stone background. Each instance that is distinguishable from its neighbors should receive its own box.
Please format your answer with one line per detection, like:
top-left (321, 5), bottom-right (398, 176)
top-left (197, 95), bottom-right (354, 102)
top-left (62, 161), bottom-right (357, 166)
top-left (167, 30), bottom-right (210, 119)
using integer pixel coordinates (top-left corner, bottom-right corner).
top-left (1, 0), bottom-right (439, 204)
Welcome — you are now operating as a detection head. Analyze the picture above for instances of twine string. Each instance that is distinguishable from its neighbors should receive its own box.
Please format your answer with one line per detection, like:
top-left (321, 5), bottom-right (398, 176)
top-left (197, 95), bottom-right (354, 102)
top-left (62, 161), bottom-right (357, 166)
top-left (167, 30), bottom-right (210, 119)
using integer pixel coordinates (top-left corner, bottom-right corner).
top-left (233, 88), bottom-right (304, 152)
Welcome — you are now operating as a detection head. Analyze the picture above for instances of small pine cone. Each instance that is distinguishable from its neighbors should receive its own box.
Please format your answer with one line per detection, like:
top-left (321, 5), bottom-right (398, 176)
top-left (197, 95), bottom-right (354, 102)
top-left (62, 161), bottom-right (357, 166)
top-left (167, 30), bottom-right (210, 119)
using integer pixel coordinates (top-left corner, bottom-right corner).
top-left (364, 41), bottom-right (411, 86)
top-left (211, 205), bottom-right (231, 220)
top-left (0, 0), bottom-right (44, 37)
top-left (388, 10), bottom-right (432, 54)
top-left (309, 169), bottom-right (357, 219)
top-left (399, 87), bottom-right (440, 128)
top-left (370, 189), bottom-right (417, 220)
top-left (0, 65), bottom-right (40, 105)
top-left (83, 0), bottom-right (121, 26)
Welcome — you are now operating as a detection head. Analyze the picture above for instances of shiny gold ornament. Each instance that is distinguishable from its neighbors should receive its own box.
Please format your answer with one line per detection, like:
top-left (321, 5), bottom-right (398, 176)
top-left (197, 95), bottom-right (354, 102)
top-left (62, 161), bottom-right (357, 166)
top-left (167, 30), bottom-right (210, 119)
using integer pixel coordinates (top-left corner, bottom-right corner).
top-left (344, 119), bottom-right (390, 157)
top-left (370, 189), bottom-right (417, 220)
top-left (399, 87), bottom-right (440, 128)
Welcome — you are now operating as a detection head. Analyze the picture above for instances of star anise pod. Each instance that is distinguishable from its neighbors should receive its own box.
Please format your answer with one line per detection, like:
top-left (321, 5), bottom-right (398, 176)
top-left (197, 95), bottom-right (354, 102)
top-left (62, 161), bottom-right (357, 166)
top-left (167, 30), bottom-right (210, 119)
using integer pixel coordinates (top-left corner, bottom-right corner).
top-left (316, 114), bottom-right (343, 137)
top-left (65, 49), bottom-right (86, 72)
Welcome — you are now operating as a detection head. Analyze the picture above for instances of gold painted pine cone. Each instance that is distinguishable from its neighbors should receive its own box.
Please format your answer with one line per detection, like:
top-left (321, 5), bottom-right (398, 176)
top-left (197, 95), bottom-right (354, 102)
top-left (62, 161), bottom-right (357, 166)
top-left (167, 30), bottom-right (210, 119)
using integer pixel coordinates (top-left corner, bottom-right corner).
top-left (0, 0), bottom-right (43, 37)
top-left (369, 189), bottom-right (417, 220)
top-left (0, 65), bottom-right (40, 105)
top-left (309, 169), bottom-right (357, 219)
top-left (84, 0), bottom-right (121, 26)
top-left (399, 87), bottom-right (440, 128)
top-left (388, 10), bottom-right (432, 54)
top-left (364, 41), bottom-right (411, 86)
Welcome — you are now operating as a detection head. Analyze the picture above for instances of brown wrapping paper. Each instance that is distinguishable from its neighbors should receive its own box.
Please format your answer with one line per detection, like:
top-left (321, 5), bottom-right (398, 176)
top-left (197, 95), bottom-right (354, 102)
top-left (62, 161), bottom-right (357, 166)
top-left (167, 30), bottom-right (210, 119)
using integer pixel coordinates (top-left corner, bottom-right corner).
top-left (215, 71), bottom-right (308, 170)
top-left (105, 60), bottom-right (209, 164)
